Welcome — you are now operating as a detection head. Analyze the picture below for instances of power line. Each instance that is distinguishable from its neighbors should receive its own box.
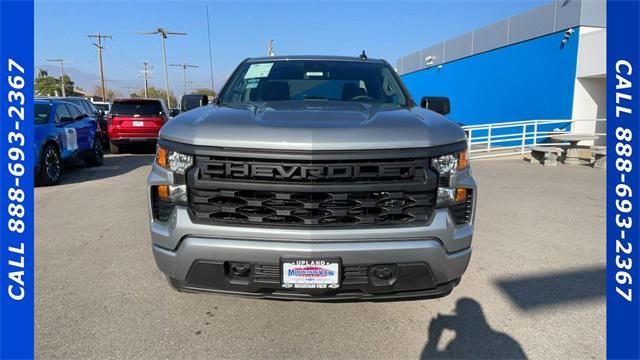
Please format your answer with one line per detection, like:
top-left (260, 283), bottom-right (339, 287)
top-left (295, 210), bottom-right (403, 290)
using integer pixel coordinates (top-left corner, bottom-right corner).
top-left (87, 32), bottom-right (112, 101)
top-left (46, 58), bottom-right (67, 97)
top-left (102, 49), bottom-right (135, 70)
top-left (109, 37), bottom-right (137, 68)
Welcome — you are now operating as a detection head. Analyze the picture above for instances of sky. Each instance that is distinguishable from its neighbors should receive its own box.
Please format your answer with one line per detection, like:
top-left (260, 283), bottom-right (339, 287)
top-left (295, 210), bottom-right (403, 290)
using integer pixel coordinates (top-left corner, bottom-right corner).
top-left (35, 0), bottom-right (548, 98)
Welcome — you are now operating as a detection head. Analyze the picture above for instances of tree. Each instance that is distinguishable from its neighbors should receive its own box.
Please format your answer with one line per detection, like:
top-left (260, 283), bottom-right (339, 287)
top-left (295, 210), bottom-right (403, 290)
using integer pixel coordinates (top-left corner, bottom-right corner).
top-left (193, 88), bottom-right (216, 97)
top-left (136, 86), bottom-right (177, 108)
top-left (92, 85), bottom-right (120, 102)
top-left (35, 72), bottom-right (74, 97)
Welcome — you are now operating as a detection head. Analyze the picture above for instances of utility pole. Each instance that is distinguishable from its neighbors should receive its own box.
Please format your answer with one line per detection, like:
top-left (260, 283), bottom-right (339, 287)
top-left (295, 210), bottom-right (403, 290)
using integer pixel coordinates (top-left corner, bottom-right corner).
top-left (139, 61), bottom-right (152, 98)
top-left (88, 32), bottom-right (112, 101)
top-left (170, 62), bottom-right (198, 98)
top-left (46, 58), bottom-right (67, 97)
top-left (268, 39), bottom-right (274, 57)
top-left (187, 80), bottom-right (195, 93)
top-left (138, 28), bottom-right (187, 108)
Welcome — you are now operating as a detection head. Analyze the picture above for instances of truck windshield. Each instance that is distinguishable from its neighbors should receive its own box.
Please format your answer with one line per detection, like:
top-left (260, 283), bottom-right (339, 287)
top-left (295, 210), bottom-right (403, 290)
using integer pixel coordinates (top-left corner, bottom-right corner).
top-left (219, 60), bottom-right (408, 107)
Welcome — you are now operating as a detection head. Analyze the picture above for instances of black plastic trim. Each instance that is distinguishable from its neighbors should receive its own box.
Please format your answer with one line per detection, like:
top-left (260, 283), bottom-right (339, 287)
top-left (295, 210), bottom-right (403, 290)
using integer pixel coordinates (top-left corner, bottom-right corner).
top-left (182, 260), bottom-right (439, 299)
top-left (169, 276), bottom-right (457, 301)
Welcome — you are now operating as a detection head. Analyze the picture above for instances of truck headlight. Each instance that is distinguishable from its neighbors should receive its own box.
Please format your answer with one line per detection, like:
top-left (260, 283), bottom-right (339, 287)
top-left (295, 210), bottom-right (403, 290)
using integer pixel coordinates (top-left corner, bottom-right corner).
top-left (431, 149), bottom-right (469, 207)
top-left (151, 184), bottom-right (187, 221)
top-left (155, 145), bottom-right (193, 175)
top-left (155, 184), bottom-right (188, 205)
top-left (151, 145), bottom-right (193, 221)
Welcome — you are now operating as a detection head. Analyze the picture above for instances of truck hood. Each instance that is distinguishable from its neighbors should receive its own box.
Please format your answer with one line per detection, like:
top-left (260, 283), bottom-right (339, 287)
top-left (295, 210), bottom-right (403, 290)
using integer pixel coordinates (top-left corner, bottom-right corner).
top-left (160, 101), bottom-right (466, 150)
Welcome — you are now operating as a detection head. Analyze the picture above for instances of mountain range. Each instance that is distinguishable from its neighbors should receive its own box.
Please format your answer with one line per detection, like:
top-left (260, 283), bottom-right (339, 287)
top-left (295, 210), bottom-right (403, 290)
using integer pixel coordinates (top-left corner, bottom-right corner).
top-left (35, 64), bottom-right (227, 97)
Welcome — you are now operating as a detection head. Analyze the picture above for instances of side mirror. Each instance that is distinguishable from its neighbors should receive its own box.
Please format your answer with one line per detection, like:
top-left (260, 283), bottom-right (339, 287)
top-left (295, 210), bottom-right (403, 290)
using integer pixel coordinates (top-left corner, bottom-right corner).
top-left (420, 96), bottom-right (450, 115)
top-left (98, 109), bottom-right (104, 116)
top-left (170, 109), bottom-right (181, 117)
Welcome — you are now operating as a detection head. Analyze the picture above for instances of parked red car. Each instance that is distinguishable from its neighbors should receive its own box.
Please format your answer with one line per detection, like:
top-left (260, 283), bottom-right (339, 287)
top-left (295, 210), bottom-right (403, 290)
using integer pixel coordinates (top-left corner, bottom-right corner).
top-left (107, 98), bottom-right (169, 154)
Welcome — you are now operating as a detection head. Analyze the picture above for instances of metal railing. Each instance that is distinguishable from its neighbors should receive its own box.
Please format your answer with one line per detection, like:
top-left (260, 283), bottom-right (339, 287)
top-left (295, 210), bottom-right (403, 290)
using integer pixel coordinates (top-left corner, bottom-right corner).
top-left (461, 118), bottom-right (606, 160)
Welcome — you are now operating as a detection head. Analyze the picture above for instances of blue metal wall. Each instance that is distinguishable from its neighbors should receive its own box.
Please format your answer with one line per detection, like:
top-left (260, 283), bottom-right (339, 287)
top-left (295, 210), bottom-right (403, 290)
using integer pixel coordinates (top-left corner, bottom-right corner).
top-left (401, 28), bottom-right (580, 126)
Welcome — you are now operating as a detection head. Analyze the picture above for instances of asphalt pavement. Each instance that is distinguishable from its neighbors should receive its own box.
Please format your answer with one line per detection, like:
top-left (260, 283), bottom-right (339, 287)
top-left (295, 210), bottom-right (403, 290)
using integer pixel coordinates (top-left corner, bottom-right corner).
top-left (35, 153), bottom-right (605, 359)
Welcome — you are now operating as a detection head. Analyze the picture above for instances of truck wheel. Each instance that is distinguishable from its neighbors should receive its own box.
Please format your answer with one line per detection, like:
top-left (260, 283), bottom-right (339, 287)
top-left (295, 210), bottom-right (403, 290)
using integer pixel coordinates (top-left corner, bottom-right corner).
top-left (109, 141), bottom-right (120, 154)
top-left (84, 138), bottom-right (104, 166)
top-left (37, 144), bottom-right (61, 186)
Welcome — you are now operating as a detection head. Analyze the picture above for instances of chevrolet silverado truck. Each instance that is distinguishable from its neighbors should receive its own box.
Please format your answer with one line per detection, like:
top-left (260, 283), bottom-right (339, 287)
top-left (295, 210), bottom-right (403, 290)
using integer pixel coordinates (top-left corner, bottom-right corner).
top-left (147, 55), bottom-right (476, 300)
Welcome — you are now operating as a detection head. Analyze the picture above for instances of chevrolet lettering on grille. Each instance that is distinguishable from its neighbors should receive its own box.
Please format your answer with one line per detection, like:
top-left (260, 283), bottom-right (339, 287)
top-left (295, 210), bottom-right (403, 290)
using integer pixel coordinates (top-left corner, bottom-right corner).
top-left (204, 160), bottom-right (424, 181)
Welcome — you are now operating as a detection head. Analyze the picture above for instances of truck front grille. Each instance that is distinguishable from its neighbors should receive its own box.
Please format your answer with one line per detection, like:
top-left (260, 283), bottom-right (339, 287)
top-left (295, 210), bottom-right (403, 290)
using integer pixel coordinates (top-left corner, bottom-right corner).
top-left (190, 188), bottom-right (434, 226)
top-left (187, 153), bottom-right (438, 228)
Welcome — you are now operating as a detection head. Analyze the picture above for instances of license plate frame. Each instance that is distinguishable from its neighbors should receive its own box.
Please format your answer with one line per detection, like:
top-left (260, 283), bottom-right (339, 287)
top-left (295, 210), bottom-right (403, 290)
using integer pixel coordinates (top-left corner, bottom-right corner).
top-left (280, 258), bottom-right (341, 289)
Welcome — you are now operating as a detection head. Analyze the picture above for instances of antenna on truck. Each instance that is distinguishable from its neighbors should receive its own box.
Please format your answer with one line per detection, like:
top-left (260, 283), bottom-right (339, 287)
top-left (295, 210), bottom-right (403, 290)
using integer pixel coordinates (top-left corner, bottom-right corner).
top-left (359, 50), bottom-right (368, 61)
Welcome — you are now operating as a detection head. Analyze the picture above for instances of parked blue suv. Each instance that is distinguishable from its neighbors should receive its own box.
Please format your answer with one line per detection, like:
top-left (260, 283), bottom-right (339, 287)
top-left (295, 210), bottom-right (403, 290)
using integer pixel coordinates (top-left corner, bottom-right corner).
top-left (34, 99), bottom-right (104, 185)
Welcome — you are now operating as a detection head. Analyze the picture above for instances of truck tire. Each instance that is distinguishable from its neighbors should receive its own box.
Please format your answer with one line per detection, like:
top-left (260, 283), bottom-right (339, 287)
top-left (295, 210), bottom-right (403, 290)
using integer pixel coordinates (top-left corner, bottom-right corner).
top-left (84, 137), bottom-right (104, 166)
top-left (109, 141), bottom-right (120, 154)
top-left (37, 144), bottom-right (62, 186)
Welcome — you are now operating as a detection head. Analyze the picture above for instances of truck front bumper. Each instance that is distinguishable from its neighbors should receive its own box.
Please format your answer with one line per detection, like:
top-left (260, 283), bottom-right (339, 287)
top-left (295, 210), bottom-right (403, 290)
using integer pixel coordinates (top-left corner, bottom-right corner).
top-left (153, 235), bottom-right (471, 300)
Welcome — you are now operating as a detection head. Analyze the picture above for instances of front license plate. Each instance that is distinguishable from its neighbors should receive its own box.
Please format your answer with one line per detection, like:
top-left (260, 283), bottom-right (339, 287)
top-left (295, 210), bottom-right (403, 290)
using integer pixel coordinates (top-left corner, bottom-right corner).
top-left (132, 121), bottom-right (144, 127)
top-left (281, 259), bottom-right (341, 289)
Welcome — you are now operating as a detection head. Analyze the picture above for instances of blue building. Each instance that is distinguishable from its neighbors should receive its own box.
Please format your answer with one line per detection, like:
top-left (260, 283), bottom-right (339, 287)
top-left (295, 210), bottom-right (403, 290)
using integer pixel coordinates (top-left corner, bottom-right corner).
top-left (396, 0), bottom-right (606, 145)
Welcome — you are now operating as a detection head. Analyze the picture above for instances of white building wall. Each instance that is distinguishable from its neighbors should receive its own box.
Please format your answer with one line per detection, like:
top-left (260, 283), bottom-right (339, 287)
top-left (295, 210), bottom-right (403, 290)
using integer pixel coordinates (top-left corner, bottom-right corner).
top-left (571, 27), bottom-right (606, 145)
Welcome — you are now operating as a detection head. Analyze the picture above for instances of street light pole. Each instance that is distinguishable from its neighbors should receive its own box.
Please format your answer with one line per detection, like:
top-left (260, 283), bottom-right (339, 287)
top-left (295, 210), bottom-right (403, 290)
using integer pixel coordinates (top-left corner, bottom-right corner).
top-left (138, 28), bottom-right (187, 108)
top-left (46, 59), bottom-right (66, 97)
top-left (161, 35), bottom-right (170, 106)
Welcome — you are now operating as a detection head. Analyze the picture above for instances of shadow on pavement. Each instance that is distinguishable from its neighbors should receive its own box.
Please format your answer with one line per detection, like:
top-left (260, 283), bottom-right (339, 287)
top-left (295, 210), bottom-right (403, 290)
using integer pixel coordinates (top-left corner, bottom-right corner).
top-left (59, 154), bottom-right (154, 185)
top-left (421, 298), bottom-right (526, 359)
top-left (494, 266), bottom-right (605, 310)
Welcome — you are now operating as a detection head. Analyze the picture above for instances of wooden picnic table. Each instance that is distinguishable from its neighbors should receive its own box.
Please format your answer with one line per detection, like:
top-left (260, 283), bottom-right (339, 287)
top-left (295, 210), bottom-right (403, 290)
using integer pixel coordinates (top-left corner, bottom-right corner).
top-left (550, 134), bottom-right (600, 165)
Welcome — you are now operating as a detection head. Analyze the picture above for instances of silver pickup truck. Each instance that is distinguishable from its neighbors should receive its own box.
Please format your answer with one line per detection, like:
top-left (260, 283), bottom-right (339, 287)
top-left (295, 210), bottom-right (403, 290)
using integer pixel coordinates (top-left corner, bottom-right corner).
top-left (147, 55), bottom-right (476, 300)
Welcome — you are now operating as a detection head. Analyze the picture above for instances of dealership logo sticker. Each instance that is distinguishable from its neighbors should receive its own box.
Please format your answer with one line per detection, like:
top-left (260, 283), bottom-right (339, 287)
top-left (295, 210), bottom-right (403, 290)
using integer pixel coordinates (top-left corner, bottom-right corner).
top-left (65, 128), bottom-right (78, 151)
top-left (282, 260), bottom-right (340, 289)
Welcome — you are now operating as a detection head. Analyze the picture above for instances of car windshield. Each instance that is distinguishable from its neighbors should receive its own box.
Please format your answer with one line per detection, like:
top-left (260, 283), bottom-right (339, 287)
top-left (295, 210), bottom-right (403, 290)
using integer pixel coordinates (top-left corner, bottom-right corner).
top-left (35, 103), bottom-right (51, 124)
top-left (111, 101), bottom-right (164, 116)
top-left (219, 60), bottom-right (408, 107)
